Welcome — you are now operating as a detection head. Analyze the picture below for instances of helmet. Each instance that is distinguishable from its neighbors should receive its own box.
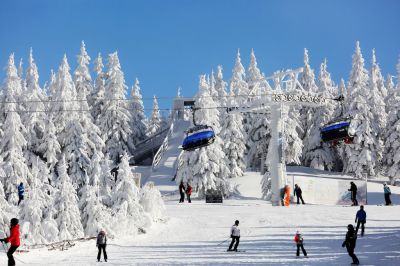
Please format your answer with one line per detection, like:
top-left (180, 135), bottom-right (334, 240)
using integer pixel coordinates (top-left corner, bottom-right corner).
top-left (10, 218), bottom-right (19, 226)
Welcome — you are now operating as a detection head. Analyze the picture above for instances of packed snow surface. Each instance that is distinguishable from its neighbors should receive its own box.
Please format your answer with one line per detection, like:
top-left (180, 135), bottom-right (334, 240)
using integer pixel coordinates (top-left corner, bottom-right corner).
top-left (1, 171), bottom-right (399, 265)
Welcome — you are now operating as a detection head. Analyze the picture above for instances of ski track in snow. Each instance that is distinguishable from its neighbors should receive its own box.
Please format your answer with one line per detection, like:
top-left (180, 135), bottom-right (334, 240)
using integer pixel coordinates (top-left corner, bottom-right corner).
top-left (2, 171), bottom-right (400, 266)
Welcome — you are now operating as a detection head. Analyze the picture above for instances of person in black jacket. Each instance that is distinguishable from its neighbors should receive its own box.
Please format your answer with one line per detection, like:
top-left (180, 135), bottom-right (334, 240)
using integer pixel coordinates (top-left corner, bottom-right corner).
top-left (294, 184), bottom-right (305, 204)
top-left (342, 224), bottom-right (359, 265)
top-left (96, 230), bottom-right (107, 262)
top-left (348, 182), bottom-right (358, 206)
top-left (179, 181), bottom-right (185, 203)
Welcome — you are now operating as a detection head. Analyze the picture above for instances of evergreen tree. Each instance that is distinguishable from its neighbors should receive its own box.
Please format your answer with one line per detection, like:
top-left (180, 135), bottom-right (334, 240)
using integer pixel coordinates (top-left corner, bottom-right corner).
top-left (299, 48), bottom-right (318, 140)
top-left (302, 59), bottom-right (336, 170)
top-left (189, 76), bottom-right (230, 196)
top-left (50, 55), bottom-right (78, 139)
top-left (385, 74), bottom-right (395, 114)
top-left (344, 41), bottom-right (378, 178)
top-left (147, 96), bottom-right (162, 136)
top-left (0, 54), bottom-right (31, 205)
top-left (91, 53), bottom-right (106, 122)
top-left (220, 111), bottom-right (246, 178)
top-left (98, 52), bottom-right (132, 163)
top-left (230, 50), bottom-right (248, 106)
top-left (129, 78), bottom-right (147, 148)
top-left (54, 156), bottom-right (84, 240)
top-left (214, 65), bottom-right (228, 107)
top-left (38, 115), bottom-right (61, 171)
top-left (383, 56), bottom-right (400, 184)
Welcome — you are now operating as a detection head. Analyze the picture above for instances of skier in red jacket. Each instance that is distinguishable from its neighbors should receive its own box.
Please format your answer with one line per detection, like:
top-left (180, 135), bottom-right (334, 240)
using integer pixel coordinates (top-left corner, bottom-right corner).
top-left (186, 183), bottom-right (192, 203)
top-left (0, 218), bottom-right (20, 266)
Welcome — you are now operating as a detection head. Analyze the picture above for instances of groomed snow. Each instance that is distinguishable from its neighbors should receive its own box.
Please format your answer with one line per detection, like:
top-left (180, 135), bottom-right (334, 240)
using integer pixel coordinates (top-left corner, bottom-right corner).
top-left (1, 171), bottom-right (399, 265)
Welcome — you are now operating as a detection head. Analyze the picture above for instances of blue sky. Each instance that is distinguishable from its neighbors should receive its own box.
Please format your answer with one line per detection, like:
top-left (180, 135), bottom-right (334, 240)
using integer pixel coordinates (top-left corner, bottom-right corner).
top-left (0, 0), bottom-right (399, 114)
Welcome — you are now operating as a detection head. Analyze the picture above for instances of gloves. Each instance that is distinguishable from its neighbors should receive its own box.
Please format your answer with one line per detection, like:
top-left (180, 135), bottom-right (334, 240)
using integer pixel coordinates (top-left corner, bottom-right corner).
top-left (342, 243), bottom-right (345, 248)
top-left (0, 239), bottom-right (3, 242)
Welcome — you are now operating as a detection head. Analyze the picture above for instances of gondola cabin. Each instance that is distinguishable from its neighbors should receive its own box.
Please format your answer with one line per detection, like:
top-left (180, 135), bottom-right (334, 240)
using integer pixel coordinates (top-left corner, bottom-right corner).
top-left (320, 120), bottom-right (353, 144)
top-left (182, 125), bottom-right (216, 151)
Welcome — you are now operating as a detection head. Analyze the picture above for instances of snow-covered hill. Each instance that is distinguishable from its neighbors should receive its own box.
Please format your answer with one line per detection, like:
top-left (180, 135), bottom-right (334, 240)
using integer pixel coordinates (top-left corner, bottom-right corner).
top-left (4, 169), bottom-right (400, 266)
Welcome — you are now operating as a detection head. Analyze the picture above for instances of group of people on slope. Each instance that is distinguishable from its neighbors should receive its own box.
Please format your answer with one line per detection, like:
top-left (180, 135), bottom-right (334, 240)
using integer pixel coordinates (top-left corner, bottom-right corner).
top-left (280, 184), bottom-right (306, 206)
top-left (178, 181), bottom-right (192, 203)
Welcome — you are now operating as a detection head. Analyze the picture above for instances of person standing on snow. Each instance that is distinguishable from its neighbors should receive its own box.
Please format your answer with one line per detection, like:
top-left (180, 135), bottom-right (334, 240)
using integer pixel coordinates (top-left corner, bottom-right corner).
top-left (17, 182), bottom-right (24, 206)
top-left (96, 230), bottom-right (107, 262)
top-left (348, 182), bottom-right (358, 206)
top-left (355, 205), bottom-right (366, 236)
top-left (186, 183), bottom-right (192, 203)
top-left (342, 224), bottom-right (359, 265)
top-left (294, 184), bottom-right (305, 204)
top-left (227, 220), bottom-right (240, 252)
top-left (0, 218), bottom-right (21, 266)
top-left (179, 181), bottom-right (185, 203)
top-left (293, 231), bottom-right (307, 258)
top-left (383, 183), bottom-right (392, 205)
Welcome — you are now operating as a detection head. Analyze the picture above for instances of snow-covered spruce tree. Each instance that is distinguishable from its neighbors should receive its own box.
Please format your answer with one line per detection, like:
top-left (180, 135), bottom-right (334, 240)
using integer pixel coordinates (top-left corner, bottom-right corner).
top-left (54, 156), bottom-right (84, 240)
top-left (98, 52), bottom-right (132, 164)
top-left (91, 53), bottom-right (106, 122)
top-left (0, 54), bottom-right (31, 205)
top-left (302, 59), bottom-right (336, 170)
top-left (74, 41), bottom-right (105, 169)
top-left (61, 118), bottom-right (91, 190)
top-left (19, 163), bottom-right (50, 244)
top-left (385, 74), bottom-right (395, 114)
top-left (24, 48), bottom-right (47, 156)
top-left (147, 96), bottom-right (162, 136)
top-left (140, 181), bottom-right (166, 222)
top-left (0, 175), bottom-right (13, 230)
top-left (220, 111), bottom-right (246, 178)
top-left (368, 49), bottom-right (387, 167)
top-left (190, 75), bottom-right (231, 197)
top-left (230, 50), bottom-right (248, 106)
top-left (343, 41), bottom-right (379, 178)
top-left (38, 115), bottom-right (61, 172)
top-left (112, 153), bottom-right (149, 232)
top-left (79, 173), bottom-right (113, 237)
top-left (246, 49), bottom-right (270, 170)
top-left (214, 66), bottom-right (228, 108)
top-left (383, 56), bottom-right (400, 184)
top-left (50, 54), bottom-right (78, 139)
top-left (98, 154), bottom-right (114, 207)
top-left (299, 48), bottom-right (318, 141)
top-left (129, 78), bottom-right (147, 149)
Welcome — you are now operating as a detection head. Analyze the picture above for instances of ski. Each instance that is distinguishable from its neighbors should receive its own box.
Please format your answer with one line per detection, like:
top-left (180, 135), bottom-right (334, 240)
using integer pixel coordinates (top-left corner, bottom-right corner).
top-left (227, 250), bottom-right (246, 252)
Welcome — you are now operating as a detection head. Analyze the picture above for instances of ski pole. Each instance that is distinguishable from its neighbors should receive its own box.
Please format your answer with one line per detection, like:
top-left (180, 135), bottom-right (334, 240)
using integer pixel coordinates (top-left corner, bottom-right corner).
top-left (216, 238), bottom-right (230, 246)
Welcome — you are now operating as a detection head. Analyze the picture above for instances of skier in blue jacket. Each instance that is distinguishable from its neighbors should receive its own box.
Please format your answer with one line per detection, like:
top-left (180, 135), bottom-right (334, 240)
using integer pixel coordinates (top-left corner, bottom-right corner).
top-left (355, 205), bottom-right (366, 236)
top-left (17, 182), bottom-right (24, 206)
top-left (383, 183), bottom-right (392, 205)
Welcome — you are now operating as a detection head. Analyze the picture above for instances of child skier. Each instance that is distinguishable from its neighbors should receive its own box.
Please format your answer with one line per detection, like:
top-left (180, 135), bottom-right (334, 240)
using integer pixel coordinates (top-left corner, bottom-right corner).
top-left (96, 229), bottom-right (107, 262)
top-left (179, 181), bottom-right (185, 203)
top-left (227, 220), bottom-right (240, 252)
top-left (383, 183), bottom-right (392, 205)
top-left (17, 183), bottom-right (24, 206)
top-left (294, 231), bottom-right (307, 258)
top-left (186, 183), bottom-right (192, 203)
top-left (0, 218), bottom-right (20, 266)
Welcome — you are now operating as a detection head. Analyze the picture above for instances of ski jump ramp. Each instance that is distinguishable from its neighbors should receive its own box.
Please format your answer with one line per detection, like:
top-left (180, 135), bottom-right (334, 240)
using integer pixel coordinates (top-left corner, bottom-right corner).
top-left (143, 119), bottom-right (190, 194)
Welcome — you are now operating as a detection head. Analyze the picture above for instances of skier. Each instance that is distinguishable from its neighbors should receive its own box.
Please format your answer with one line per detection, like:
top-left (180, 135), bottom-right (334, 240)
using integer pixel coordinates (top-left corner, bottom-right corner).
top-left (294, 184), bottom-right (305, 204)
top-left (17, 183), bottom-right (24, 206)
top-left (342, 224), bottom-right (359, 265)
top-left (111, 166), bottom-right (119, 182)
top-left (186, 183), bottom-right (192, 203)
top-left (227, 220), bottom-right (240, 252)
top-left (179, 181), bottom-right (185, 203)
top-left (355, 205), bottom-right (366, 236)
top-left (383, 183), bottom-right (392, 205)
top-left (96, 229), bottom-right (107, 262)
top-left (0, 218), bottom-right (20, 266)
top-left (348, 182), bottom-right (358, 206)
top-left (293, 231), bottom-right (307, 258)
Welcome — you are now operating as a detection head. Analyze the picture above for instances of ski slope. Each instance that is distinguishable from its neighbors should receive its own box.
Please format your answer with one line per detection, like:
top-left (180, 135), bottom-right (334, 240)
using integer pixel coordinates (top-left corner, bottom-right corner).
top-left (2, 169), bottom-right (400, 266)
